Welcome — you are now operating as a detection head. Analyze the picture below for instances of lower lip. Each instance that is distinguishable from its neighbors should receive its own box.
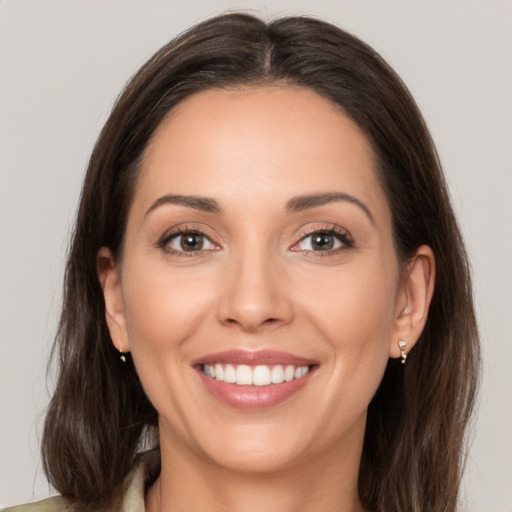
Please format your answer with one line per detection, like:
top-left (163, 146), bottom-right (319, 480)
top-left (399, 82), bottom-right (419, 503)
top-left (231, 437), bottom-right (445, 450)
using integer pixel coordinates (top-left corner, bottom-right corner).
top-left (197, 368), bottom-right (314, 410)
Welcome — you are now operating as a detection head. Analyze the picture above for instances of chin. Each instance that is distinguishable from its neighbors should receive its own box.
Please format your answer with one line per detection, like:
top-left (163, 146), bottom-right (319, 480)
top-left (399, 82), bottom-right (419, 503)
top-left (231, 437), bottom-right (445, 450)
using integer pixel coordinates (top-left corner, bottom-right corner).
top-left (204, 438), bottom-right (307, 475)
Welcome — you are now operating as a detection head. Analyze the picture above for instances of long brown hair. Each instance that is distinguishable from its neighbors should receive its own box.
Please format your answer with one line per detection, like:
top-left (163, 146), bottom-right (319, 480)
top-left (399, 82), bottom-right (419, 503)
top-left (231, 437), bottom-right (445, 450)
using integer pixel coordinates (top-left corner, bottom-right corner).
top-left (42, 12), bottom-right (480, 511)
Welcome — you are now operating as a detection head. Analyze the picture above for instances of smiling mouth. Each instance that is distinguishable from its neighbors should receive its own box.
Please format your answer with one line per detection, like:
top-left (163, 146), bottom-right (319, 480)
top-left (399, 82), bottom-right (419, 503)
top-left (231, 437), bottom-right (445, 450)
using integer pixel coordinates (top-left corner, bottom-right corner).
top-left (202, 363), bottom-right (312, 386)
top-left (193, 350), bottom-right (318, 409)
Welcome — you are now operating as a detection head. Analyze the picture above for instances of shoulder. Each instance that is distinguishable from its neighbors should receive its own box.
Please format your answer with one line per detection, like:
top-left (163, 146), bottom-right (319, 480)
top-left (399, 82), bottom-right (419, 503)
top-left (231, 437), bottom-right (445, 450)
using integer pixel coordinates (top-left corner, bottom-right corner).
top-left (2, 450), bottom-right (159, 512)
top-left (2, 496), bottom-right (69, 512)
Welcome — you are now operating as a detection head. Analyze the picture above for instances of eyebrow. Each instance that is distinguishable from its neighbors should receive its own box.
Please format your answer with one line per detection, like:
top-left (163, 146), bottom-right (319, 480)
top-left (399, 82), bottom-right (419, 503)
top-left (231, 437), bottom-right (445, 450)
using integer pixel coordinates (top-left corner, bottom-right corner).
top-left (286, 192), bottom-right (374, 224)
top-left (145, 194), bottom-right (222, 216)
top-left (144, 191), bottom-right (373, 223)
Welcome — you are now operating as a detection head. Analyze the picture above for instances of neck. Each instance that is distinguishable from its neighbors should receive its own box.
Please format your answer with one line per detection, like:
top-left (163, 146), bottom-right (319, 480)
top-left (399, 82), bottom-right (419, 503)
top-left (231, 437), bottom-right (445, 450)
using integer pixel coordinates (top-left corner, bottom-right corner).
top-left (146, 425), bottom-right (366, 512)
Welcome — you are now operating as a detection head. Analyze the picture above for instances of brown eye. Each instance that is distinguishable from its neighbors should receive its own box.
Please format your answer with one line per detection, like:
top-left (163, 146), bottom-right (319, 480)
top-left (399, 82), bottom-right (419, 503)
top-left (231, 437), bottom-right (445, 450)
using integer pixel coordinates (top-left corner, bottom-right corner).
top-left (180, 234), bottom-right (204, 251)
top-left (163, 232), bottom-right (217, 253)
top-left (291, 228), bottom-right (353, 253)
top-left (311, 233), bottom-right (335, 250)
top-left (295, 232), bottom-right (343, 252)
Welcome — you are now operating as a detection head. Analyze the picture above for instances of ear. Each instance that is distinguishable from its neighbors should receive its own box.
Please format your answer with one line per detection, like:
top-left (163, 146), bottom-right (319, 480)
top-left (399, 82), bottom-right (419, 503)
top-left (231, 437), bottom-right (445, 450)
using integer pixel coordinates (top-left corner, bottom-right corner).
top-left (97, 247), bottom-right (130, 355)
top-left (389, 245), bottom-right (435, 359)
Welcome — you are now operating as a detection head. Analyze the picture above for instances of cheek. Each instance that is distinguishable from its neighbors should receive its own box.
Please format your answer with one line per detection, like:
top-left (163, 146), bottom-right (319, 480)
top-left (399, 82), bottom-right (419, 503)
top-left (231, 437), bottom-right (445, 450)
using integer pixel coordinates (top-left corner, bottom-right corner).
top-left (294, 255), bottom-right (398, 400)
top-left (297, 258), bottom-right (398, 348)
top-left (122, 261), bottom-right (213, 348)
top-left (119, 261), bottom-right (219, 431)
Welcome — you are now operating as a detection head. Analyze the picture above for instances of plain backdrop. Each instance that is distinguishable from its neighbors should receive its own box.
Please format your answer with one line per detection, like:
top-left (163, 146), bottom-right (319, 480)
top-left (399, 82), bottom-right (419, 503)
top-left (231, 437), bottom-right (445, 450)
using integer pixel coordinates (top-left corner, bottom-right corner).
top-left (1, 0), bottom-right (511, 510)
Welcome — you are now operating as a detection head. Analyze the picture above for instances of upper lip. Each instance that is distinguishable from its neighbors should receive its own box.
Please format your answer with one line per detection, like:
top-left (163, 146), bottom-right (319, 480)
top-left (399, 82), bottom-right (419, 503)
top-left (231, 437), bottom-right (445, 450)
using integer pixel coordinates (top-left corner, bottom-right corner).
top-left (192, 349), bottom-right (317, 367)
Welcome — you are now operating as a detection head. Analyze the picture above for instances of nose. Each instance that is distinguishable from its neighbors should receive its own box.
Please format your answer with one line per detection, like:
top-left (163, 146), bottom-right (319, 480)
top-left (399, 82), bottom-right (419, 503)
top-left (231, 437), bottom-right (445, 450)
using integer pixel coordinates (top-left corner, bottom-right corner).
top-left (215, 248), bottom-right (294, 332)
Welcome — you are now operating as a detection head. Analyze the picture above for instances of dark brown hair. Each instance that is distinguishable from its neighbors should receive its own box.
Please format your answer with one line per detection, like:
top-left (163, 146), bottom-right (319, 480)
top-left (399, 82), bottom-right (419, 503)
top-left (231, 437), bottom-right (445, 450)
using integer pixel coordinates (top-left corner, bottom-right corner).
top-left (42, 12), bottom-right (480, 512)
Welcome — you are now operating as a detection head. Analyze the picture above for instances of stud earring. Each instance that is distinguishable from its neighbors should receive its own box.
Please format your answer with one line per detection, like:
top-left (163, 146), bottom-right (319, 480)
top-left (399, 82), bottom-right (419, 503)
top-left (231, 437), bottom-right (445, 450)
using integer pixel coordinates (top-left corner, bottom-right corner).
top-left (118, 344), bottom-right (127, 363)
top-left (398, 340), bottom-right (407, 364)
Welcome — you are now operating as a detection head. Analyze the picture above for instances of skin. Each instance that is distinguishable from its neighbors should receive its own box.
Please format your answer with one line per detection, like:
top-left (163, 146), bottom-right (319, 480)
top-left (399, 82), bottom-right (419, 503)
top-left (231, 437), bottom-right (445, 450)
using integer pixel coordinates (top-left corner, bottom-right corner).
top-left (98, 86), bottom-right (435, 512)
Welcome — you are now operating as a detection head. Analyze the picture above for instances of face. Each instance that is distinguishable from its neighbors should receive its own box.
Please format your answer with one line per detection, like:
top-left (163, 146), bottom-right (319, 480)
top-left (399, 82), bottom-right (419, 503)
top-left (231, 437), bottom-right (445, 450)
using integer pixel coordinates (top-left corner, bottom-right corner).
top-left (101, 86), bottom-right (409, 474)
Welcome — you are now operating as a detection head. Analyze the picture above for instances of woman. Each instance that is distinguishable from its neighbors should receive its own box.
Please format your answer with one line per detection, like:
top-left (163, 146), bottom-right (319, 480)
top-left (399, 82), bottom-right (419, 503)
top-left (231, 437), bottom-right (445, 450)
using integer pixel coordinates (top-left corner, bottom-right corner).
top-left (5, 12), bottom-right (479, 512)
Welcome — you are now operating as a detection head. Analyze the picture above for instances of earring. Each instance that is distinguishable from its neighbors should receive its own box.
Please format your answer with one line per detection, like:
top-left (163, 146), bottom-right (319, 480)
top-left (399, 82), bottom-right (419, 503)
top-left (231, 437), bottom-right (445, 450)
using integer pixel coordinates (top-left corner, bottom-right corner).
top-left (398, 340), bottom-right (407, 364)
top-left (118, 344), bottom-right (127, 363)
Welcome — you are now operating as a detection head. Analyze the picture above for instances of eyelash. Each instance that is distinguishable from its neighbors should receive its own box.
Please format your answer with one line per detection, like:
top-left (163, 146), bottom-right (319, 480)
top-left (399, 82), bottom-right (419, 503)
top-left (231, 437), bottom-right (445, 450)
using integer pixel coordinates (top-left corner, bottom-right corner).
top-left (157, 224), bottom-right (353, 257)
top-left (291, 225), bottom-right (354, 255)
top-left (158, 226), bottom-right (218, 258)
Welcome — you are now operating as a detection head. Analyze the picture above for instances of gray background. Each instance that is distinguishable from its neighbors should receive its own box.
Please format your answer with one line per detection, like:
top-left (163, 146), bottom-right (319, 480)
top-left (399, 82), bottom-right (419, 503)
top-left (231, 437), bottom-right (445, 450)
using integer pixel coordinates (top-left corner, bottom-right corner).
top-left (1, 1), bottom-right (511, 510)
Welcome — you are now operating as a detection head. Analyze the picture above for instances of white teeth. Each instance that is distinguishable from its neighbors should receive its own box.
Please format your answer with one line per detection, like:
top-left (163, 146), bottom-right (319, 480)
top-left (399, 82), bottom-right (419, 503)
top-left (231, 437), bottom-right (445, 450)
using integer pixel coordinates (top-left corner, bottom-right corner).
top-left (271, 365), bottom-right (285, 384)
top-left (215, 364), bottom-right (223, 381)
top-left (253, 365), bottom-right (271, 386)
top-left (236, 365), bottom-right (253, 385)
top-left (203, 363), bottom-right (310, 386)
top-left (224, 364), bottom-right (236, 383)
top-left (295, 366), bottom-right (309, 378)
top-left (284, 365), bottom-right (295, 382)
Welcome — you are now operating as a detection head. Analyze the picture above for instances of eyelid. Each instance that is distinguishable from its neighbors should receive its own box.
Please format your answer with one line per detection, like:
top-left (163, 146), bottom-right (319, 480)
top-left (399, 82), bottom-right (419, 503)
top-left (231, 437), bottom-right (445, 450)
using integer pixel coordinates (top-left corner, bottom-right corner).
top-left (290, 224), bottom-right (353, 252)
top-left (155, 223), bottom-right (352, 256)
top-left (157, 225), bottom-right (220, 255)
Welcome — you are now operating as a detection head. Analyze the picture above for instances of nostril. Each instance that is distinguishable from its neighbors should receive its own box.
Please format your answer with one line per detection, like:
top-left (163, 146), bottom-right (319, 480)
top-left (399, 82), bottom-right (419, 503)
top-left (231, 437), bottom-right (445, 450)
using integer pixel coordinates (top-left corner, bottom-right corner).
top-left (226, 317), bottom-right (277, 324)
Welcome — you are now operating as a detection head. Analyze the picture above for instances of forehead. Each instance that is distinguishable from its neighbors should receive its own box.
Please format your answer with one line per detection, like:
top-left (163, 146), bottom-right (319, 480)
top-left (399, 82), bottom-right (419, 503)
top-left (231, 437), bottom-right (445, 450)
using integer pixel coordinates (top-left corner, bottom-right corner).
top-left (134, 86), bottom-right (389, 220)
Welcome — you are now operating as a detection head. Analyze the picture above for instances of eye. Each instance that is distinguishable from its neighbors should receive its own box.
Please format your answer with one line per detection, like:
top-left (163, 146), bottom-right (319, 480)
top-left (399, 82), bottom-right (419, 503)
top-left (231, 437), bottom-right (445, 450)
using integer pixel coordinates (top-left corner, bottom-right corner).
top-left (291, 228), bottom-right (352, 253)
top-left (162, 231), bottom-right (217, 253)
